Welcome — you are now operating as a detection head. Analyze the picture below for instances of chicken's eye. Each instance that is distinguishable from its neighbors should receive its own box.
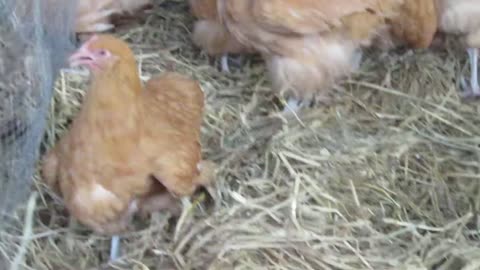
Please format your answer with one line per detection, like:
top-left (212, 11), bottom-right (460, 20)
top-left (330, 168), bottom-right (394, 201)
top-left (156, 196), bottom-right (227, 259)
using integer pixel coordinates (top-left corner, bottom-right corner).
top-left (97, 50), bottom-right (108, 56)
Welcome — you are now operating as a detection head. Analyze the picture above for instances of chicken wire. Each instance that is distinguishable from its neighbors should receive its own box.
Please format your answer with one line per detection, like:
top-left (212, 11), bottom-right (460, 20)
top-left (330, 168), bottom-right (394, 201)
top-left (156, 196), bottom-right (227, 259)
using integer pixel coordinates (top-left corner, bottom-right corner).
top-left (0, 0), bottom-right (76, 226)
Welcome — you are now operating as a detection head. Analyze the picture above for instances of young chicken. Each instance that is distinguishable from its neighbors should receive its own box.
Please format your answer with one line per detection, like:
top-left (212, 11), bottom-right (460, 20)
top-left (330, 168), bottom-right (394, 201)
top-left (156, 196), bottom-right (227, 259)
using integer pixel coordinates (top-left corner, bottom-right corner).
top-left (41, 34), bottom-right (216, 261)
top-left (75, 0), bottom-right (151, 33)
top-left (216, 0), bottom-right (438, 112)
top-left (437, 0), bottom-right (480, 98)
top-left (189, 0), bottom-right (255, 72)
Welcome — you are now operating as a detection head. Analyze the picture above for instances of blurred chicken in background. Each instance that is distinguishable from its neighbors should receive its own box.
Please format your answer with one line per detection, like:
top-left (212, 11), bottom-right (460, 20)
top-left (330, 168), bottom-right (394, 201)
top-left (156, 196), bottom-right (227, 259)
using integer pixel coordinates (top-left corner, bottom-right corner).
top-left (191, 0), bottom-right (438, 112)
top-left (189, 0), bottom-right (255, 72)
top-left (41, 34), bottom-right (216, 262)
top-left (75, 0), bottom-right (151, 33)
top-left (437, 0), bottom-right (480, 98)
top-left (223, 0), bottom-right (440, 111)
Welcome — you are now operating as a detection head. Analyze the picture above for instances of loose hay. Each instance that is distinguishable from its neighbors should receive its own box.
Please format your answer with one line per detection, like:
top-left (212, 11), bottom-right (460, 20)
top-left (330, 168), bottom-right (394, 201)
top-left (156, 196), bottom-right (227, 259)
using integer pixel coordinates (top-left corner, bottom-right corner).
top-left (2, 1), bottom-right (480, 269)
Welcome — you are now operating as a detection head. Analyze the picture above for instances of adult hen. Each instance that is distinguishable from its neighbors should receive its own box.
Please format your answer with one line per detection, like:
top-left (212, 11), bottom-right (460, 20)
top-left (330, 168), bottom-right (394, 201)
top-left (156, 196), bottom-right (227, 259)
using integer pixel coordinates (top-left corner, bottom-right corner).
top-left (41, 34), bottom-right (216, 261)
top-left (75, 0), bottom-right (151, 33)
top-left (437, 0), bottom-right (480, 98)
top-left (217, 0), bottom-right (438, 111)
top-left (189, 0), bottom-right (255, 72)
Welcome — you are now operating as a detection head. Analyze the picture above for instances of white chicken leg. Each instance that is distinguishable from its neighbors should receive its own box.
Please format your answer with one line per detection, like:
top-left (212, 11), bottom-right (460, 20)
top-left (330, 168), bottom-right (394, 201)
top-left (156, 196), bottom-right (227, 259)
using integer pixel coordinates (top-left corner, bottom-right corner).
top-left (283, 98), bottom-right (305, 113)
top-left (221, 54), bottom-right (230, 73)
top-left (109, 235), bottom-right (120, 261)
top-left (220, 54), bottom-right (245, 73)
top-left (460, 48), bottom-right (480, 98)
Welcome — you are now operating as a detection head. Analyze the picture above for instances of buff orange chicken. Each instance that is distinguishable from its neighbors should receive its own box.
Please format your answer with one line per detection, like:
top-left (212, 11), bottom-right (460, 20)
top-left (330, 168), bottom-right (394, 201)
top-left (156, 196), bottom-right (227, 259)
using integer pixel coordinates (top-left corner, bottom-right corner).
top-left (211, 0), bottom-right (438, 111)
top-left (41, 34), bottom-right (216, 261)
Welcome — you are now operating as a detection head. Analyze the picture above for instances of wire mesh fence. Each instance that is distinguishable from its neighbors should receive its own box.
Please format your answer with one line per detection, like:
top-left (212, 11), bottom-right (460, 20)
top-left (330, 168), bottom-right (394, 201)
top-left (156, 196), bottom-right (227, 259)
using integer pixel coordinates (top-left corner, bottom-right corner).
top-left (0, 0), bottom-right (76, 228)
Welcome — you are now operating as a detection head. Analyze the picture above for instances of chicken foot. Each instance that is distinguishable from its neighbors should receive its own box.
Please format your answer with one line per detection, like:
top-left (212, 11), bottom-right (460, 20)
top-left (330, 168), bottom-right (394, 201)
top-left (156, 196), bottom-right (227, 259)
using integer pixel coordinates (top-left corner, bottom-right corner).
top-left (460, 48), bottom-right (480, 98)
top-left (282, 95), bottom-right (331, 113)
top-left (220, 54), bottom-right (244, 73)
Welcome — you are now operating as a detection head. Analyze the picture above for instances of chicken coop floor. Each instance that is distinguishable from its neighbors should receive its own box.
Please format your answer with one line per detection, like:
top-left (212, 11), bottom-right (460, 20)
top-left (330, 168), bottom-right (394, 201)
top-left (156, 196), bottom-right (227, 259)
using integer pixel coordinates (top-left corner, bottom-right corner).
top-left (2, 1), bottom-right (480, 269)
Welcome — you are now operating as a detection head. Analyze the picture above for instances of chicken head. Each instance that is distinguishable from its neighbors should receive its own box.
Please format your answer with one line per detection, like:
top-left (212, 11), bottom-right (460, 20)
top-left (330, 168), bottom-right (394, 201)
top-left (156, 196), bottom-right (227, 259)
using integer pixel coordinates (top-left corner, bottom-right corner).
top-left (69, 35), bottom-right (135, 72)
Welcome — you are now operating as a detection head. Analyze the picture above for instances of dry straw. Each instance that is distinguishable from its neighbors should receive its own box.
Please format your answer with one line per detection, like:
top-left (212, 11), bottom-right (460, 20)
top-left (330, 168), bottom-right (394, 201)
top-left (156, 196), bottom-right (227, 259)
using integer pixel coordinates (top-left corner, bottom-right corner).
top-left (2, 1), bottom-right (480, 269)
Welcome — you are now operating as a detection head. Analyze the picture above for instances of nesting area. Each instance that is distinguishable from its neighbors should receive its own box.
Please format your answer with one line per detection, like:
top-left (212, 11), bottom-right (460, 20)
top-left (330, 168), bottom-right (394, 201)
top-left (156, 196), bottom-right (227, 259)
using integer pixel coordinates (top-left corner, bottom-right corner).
top-left (2, 1), bottom-right (480, 269)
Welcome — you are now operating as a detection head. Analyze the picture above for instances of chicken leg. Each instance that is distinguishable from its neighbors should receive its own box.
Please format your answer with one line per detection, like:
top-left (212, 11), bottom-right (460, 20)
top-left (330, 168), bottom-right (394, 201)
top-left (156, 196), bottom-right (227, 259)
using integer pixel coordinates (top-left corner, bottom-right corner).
top-left (283, 98), bottom-right (305, 113)
top-left (107, 201), bottom-right (139, 262)
top-left (107, 192), bottom-right (179, 262)
top-left (221, 54), bottom-right (230, 73)
top-left (109, 235), bottom-right (120, 261)
top-left (220, 54), bottom-right (244, 73)
top-left (460, 48), bottom-right (480, 98)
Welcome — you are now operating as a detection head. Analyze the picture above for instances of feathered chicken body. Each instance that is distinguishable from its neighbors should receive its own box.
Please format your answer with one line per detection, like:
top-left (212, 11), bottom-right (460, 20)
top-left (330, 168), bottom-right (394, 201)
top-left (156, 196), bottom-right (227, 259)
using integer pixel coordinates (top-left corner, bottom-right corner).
top-left (192, 0), bottom-right (437, 110)
top-left (215, 0), bottom-right (402, 105)
top-left (41, 35), bottom-right (215, 260)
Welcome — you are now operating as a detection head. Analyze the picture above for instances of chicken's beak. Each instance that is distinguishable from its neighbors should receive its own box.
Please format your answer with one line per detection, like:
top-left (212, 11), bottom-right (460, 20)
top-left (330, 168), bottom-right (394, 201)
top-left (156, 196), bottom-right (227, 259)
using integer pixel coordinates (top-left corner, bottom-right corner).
top-left (68, 46), bottom-right (96, 68)
top-left (66, 35), bottom-right (101, 71)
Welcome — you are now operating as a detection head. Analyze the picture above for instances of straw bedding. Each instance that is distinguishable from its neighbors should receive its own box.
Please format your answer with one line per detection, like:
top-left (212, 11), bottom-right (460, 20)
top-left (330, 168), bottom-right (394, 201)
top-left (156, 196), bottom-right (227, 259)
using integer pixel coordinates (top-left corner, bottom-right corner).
top-left (2, 1), bottom-right (480, 269)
